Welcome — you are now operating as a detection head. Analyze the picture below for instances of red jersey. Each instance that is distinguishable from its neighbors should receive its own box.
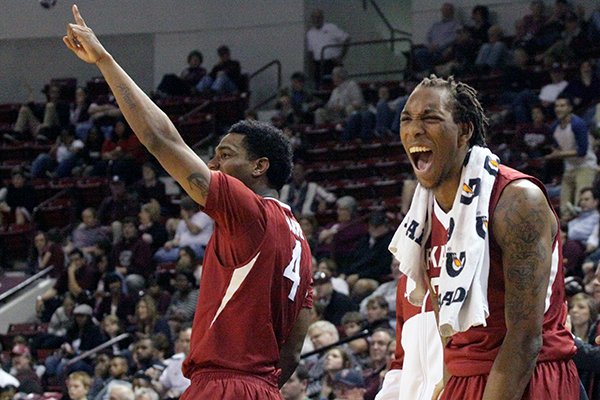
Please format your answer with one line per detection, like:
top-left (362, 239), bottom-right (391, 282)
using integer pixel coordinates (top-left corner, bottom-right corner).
top-left (182, 172), bottom-right (313, 387)
top-left (426, 165), bottom-right (575, 377)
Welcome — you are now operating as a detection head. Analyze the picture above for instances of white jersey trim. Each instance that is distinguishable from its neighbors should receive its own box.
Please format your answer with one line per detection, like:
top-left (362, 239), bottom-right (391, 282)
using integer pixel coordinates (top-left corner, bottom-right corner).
top-left (264, 196), bottom-right (292, 211)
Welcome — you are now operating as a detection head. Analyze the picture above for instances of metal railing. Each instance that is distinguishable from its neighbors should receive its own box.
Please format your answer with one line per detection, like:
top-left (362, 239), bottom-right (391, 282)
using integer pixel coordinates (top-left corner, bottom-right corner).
top-left (320, 37), bottom-right (413, 80)
top-left (0, 266), bottom-right (54, 303)
top-left (66, 333), bottom-right (131, 366)
top-left (248, 60), bottom-right (282, 110)
top-left (363, 0), bottom-right (411, 51)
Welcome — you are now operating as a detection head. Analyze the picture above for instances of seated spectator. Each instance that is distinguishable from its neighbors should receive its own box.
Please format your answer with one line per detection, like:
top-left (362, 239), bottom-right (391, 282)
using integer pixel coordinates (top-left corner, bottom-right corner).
top-left (317, 196), bottom-right (367, 271)
top-left (30, 229), bottom-right (65, 278)
top-left (107, 384), bottom-right (135, 400)
top-left (156, 327), bottom-right (192, 399)
top-left (87, 92), bottom-right (122, 128)
top-left (138, 201), bottom-right (168, 254)
top-left (67, 208), bottom-right (112, 256)
top-left (475, 25), bottom-right (509, 71)
top-left (91, 356), bottom-right (131, 400)
top-left (131, 337), bottom-right (166, 377)
top-left (434, 26), bottom-right (479, 78)
top-left (134, 387), bottom-right (159, 400)
top-left (97, 176), bottom-right (140, 240)
top-left (196, 45), bottom-right (242, 95)
top-left (279, 163), bottom-right (337, 216)
top-left (8, 83), bottom-right (69, 142)
top-left (345, 85), bottom-right (396, 140)
top-left (165, 269), bottom-right (199, 326)
top-left (112, 217), bottom-right (153, 281)
top-left (32, 292), bottom-right (75, 350)
top-left (153, 196), bottom-right (213, 263)
top-left (175, 246), bottom-right (202, 280)
top-left (0, 167), bottom-right (36, 226)
top-left (99, 314), bottom-right (131, 356)
top-left (80, 125), bottom-right (106, 176)
top-left (280, 364), bottom-right (310, 400)
top-left (276, 72), bottom-right (319, 125)
top-left (360, 258), bottom-right (401, 318)
top-left (560, 60), bottom-right (600, 124)
top-left (87, 353), bottom-right (111, 399)
top-left (129, 295), bottom-right (171, 344)
top-left (364, 296), bottom-right (393, 331)
top-left (412, 3), bottom-right (460, 72)
top-left (319, 347), bottom-right (356, 400)
top-left (31, 125), bottom-right (86, 179)
top-left (332, 369), bottom-right (367, 400)
top-left (157, 50), bottom-right (206, 97)
top-left (514, 105), bottom-right (553, 181)
top-left (363, 328), bottom-right (394, 400)
top-left (340, 311), bottom-right (370, 368)
top-left (343, 211), bottom-right (395, 287)
top-left (313, 270), bottom-right (357, 326)
top-left (67, 371), bottom-right (93, 400)
top-left (314, 67), bottom-right (364, 128)
top-left (9, 344), bottom-right (42, 394)
top-left (298, 214), bottom-right (319, 256)
top-left (539, 63), bottom-right (569, 110)
top-left (133, 163), bottom-right (167, 206)
top-left (537, 12), bottom-right (590, 67)
top-left (305, 320), bottom-right (342, 397)
top-left (468, 5), bottom-right (491, 45)
top-left (522, 0), bottom-right (548, 39)
top-left (316, 257), bottom-right (349, 296)
top-left (70, 87), bottom-right (93, 140)
top-left (36, 248), bottom-right (101, 321)
top-left (95, 272), bottom-right (136, 322)
top-left (45, 303), bottom-right (103, 378)
top-left (98, 119), bottom-right (146, 183)
top-left (144, 276), bottom-right (171, 315)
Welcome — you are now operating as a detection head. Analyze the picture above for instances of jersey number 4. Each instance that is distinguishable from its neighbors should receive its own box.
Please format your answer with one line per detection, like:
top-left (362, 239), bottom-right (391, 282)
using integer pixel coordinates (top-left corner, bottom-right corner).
top-left (283, 240), bottom-right (302, 301)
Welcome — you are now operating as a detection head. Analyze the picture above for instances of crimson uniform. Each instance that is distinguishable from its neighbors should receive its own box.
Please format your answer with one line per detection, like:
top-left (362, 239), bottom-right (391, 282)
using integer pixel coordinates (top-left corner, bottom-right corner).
top-left (181, 172), bottom-right (313, 400)
top-left (426, 165), bottom-right (579, 400)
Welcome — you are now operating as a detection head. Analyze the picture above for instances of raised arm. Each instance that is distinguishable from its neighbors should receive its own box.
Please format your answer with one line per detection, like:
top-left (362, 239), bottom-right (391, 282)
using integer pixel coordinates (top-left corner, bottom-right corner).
top-left (63, 5), bottom-right (211, 206)
top-left (483, 179), bottom-right (557, 400)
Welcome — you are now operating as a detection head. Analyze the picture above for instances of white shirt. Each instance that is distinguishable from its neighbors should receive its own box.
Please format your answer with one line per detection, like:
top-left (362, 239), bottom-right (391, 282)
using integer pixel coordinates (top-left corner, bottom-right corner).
top-left (306, 22), bottom-right (349, 61)
top-left (176, 211), bottom-right (214, 247)
top-left (538, 80), bottom-right (568, 103)
top-left (159, 353), bottom-right (190, 397)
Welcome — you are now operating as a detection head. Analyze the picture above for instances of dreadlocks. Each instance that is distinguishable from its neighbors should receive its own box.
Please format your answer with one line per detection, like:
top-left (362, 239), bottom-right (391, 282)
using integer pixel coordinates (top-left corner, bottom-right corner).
top-left (418, 74), bottom-right (488, 147)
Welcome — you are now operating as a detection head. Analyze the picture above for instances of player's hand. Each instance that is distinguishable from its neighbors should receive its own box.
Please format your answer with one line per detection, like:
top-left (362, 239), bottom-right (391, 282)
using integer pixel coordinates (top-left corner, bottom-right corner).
top-left (63, 5), bottom-right (109, 65)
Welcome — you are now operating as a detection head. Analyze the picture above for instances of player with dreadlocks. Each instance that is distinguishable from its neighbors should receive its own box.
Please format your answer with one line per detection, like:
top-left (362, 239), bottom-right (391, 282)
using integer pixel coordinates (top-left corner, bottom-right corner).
top-left (378, 75), bottom-right (580, 400)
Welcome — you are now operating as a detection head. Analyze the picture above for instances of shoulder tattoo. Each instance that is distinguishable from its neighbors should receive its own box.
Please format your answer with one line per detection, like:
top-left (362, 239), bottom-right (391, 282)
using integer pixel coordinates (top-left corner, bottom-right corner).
top-left (187, 172), bottom-right (209, 198)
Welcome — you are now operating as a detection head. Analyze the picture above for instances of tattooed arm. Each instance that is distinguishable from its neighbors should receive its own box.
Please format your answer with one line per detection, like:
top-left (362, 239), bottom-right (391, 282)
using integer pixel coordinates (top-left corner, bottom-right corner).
top-left (482, 180), bottom-right (557, 400)
top-left (63, 5), bottom-right (210, 205)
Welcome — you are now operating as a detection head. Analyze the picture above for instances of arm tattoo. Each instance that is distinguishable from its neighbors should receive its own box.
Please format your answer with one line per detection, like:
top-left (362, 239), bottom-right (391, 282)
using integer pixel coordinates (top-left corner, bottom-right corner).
top-left (187, 172), bottom-right (209, 198)
top-left (116, 84), bottom-right (137, 111)
top-left (494, 185), bottom-right (552, 327)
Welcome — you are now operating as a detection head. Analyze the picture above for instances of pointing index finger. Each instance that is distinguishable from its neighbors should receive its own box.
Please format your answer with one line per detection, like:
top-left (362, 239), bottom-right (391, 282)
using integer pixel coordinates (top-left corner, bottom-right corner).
top-left (72, 4), bottom-right (87, 27)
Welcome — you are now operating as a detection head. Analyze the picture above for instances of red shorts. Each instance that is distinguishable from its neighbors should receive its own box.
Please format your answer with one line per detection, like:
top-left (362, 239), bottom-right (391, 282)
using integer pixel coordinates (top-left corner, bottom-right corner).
top-left (442, 359), bottom-right (580, 400)
top-left (181, 370), bottom-right (282, 400)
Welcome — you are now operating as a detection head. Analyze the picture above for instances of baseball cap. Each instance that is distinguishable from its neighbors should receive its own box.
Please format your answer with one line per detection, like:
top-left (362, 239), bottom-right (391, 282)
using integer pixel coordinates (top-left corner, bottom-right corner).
top-left (73, 304), bottom-right (93, 316)
top-left (333, 369), bottom-right (365, 388)
top-left (11, 344), bottom-right (30, 357)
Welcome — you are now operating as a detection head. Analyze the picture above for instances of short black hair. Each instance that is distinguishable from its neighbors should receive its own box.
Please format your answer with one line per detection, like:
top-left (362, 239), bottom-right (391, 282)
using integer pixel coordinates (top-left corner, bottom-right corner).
top-left (555, 95), bottom-right (573, 106)
top-left (217, 45), bottom-right (230, 56)
top-left (228, 120), bottom-right (293, 191)
top-left (418, 75), bottom-right (488, 147)
top-left (187, 50), bottom-right (203, 64)
top-left (294, 364), bottom-right (309, 381)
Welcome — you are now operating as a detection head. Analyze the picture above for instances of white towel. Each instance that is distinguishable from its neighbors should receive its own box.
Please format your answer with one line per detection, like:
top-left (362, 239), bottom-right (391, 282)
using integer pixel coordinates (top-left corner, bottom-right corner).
top-left (389, 146), bottom-right (500, 337)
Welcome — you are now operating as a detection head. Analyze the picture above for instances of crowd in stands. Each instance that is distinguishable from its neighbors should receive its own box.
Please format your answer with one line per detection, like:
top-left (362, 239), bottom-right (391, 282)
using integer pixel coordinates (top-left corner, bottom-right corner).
top-left (1, 1), bottom-right (600, 399)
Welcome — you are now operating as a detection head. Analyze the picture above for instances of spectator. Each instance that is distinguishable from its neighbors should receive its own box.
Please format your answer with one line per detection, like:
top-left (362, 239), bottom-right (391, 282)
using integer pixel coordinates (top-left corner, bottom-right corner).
top-left (153, 195), bottom-right (213, 263)
top-left (133, 163), bottom-right (167, 206)
top-left (319, 347), bottom-right (355, 400)
top-left (138, 201), bottom-right (168, 254)
top-left (435, 26), bottom-right (480, 77)
top-left (280, 364), bottom-right (310, 400)
top-left (99, 119), bottom-right (146, 182)
top-left (157, 327), bottom-right (192, 399)
top-left (364, 296), bottom-right (393, 331)
top-left (99, 314), bottom-right (131, 356)
top-left (91, 355), bottom-right (130, 400)
top-left (0, 166), bottom-right (36, 226)
top-left (70, 87), bottom-right (93, 140)
top-left (277, 72), bottom-right (319, 124)
top-left (97, 176), bottom-right (140, 240)
top-left (134, 387), bottom-right (159, 400)
top-left (561, 60), bottom-right (600, 123)
top-left (563, 188), bottom-right (600, 277)
top-left (196, 45), bottom-right (242, 95)
top-left (363, 328), bottom-right (394, 400)
top-left (317, 196), bottom-right (367, 271)
top-left (522, 0), bottom-right (548, 38)
top-left (165, 270), bottom-right (199, 324)
top-left (31, 125), bottom-right (86, 179)
top-left (475, 25), bottom-right (509, 71)
top-left (537, 11), bottom-right (590, 67)
top-left (9, 83), bottom-right (69, 142)
top-left (316, 257), bottom-right (349, 296)
top-left (33, 292), bottom-right (75, 350)
top-left (107, 383), bottom-right (135, 400)
top-left (344, 211), bottom-right (395, 286)
top-left (468, 5), bottom-right (491, 45)
top-left (412, 3), bottom-right (461, 72)
top-left (545, 96), bottom-right (597, 221)
top-left (498, 48), bottom-right (539, 124)
top-left (9, 344), bottom-right (42, 394)
top-left (305, 320), bottom-right (341, 398)
top-left (67, 371), bottom-right (93, 400)
top-left (157, 50), bottom-right (206, 97)
top-left (514, 105), bottom-right (553, 181)
top-left (332, 368), bottom-right (366, 400)
top-left (538, 63), bottom-right (569, 109)
top-left (69, 208), bottom-right (111, 256)
top-left (112, 217), bottom-right (153, 280)
top-left (131, 337), bottom-right (166, 376)
top-left (314, 67), bottom-right (364, 127)
top-left (30, 229), bottom-right (65, 278)
top-left (312, 270), bottom-right (357, 326)
top-left (280, 163), bottom-right (337, 216)
top-left (129, 295), bottom-right (171, 343)
top-left (298, 214), bottom-right (319, 256)
top-left (360, 258), bottom-right (401, 318)
top-left (340, 311), bottom-right (370, 369)
top-left (306, 9), bottom-right (350, 85)
top-left (589, 4), bottom-right (600, 40)
top-left (94, 272), bottom-right (136, 322)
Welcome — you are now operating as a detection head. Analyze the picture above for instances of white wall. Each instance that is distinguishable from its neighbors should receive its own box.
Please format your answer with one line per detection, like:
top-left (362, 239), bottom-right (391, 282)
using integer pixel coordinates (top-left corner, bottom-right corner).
top-left (0, 0), bottom-right (305, 104)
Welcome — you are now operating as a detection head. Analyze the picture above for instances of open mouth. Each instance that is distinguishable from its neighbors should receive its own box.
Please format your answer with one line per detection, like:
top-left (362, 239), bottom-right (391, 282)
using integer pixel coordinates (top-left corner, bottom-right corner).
top-left (408, 146), bottom-right (433, 171)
